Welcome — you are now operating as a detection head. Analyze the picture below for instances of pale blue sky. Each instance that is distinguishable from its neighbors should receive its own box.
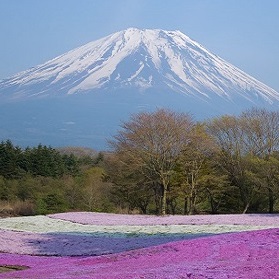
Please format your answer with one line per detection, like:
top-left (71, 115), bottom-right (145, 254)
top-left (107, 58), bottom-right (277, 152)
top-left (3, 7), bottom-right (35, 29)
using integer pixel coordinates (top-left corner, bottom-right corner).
top-left (1, 0), bottom-right (279, 91)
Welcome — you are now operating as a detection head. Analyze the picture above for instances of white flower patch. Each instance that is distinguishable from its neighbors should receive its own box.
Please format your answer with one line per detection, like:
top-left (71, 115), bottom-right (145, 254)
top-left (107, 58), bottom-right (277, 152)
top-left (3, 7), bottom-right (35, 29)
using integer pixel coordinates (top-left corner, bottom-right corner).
top-left (0, 215), bottom-right (276, 235)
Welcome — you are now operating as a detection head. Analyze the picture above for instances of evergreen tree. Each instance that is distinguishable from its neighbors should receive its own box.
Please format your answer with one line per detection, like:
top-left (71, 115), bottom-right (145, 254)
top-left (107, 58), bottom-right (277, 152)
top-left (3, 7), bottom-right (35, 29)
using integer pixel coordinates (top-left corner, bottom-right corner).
top-left (0, 140), bottom-right (24, 179)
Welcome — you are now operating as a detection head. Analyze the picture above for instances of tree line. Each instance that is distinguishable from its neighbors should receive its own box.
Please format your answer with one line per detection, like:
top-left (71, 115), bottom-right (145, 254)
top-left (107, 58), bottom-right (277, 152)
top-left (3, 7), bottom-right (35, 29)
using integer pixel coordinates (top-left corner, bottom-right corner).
top-left (0, 141), bottom-right (109, 216)
top-left (1, 107), bottom-right (279, 216)
top-left (106, 108), bottom-right (279, 215)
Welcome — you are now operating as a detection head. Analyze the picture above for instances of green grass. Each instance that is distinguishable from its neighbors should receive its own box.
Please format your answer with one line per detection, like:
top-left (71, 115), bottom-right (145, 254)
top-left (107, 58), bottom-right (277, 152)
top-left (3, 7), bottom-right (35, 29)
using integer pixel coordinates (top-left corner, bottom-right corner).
top-left (0, 265), bottom-right (29, 273)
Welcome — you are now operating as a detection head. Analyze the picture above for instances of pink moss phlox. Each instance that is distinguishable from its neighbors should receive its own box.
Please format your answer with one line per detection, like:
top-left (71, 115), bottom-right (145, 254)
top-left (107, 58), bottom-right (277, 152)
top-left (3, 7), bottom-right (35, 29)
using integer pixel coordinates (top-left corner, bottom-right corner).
top-left (0, 228), bottom-right (279, 278)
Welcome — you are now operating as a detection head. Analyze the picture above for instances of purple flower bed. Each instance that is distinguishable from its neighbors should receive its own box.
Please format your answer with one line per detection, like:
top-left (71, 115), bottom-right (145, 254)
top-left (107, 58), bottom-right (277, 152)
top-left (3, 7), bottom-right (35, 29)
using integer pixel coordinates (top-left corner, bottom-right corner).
top-left (0, 228), bottom-right (279, 278)
top-left (0, 229), bottom-right (210, 256)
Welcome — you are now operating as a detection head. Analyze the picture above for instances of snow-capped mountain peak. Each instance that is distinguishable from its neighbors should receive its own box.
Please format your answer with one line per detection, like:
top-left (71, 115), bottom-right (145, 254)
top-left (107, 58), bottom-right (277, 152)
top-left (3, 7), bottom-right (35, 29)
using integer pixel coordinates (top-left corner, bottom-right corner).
top-left (1, 28), bottom-right (279, 149)
top-left (2, 28), bottom-right (279, 106)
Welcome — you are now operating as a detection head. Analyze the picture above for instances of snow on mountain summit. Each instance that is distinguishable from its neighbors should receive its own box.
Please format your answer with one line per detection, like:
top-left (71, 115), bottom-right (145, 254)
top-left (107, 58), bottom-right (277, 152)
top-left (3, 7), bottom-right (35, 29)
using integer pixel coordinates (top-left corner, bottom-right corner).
top-left (1, 27), bottom-right (279, 105)
top-left (1, 28), bottom-right (279, 149)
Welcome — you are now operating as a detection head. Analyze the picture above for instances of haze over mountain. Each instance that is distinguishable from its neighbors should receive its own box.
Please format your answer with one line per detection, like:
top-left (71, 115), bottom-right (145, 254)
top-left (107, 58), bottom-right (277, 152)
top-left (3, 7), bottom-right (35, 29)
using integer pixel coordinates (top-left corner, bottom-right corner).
top-left (1, 28), bottom-right (279, 149)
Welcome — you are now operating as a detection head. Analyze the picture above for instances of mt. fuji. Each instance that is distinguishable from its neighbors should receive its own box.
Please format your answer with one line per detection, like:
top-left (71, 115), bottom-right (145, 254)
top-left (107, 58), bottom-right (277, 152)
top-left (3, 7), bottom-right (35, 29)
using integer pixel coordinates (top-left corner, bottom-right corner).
top-left (1, 28), bottom-right (279, 149)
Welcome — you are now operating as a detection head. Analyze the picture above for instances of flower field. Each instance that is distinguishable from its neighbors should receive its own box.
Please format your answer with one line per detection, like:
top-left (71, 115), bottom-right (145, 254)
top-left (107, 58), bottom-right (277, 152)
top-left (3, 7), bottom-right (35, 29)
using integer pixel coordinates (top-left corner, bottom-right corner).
top-left (0, 213), bottom-right (279, 278)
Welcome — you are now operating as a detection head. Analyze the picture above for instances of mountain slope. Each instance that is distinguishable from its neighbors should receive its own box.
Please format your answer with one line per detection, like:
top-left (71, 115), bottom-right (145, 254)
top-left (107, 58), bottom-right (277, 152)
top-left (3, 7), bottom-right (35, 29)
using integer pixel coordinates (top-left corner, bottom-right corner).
top-left (1, 28), bottom-right (279, 105)
top-left (0, 28), bottom-right (279, 149)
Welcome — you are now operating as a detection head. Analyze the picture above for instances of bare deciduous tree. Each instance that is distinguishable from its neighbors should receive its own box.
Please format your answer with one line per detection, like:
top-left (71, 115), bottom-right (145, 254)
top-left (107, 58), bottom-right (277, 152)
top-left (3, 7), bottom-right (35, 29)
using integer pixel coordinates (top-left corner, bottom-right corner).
top-left (207, 109), bottom-right (279, 213)
top-left (241, 108), bottom-right (279, 212)
top-left (240, 108), bottom-right (279, 157)
top-left (206, 115), bottom-right (253, 213)
top-left (109, 109), bottom-right (194, 215)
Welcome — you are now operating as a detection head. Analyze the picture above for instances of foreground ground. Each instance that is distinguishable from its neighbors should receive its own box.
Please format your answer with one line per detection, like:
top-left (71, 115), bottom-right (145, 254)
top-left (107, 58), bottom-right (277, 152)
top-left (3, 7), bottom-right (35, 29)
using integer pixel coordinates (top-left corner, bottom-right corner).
top-left (0, 213), bottom-right (279, 278)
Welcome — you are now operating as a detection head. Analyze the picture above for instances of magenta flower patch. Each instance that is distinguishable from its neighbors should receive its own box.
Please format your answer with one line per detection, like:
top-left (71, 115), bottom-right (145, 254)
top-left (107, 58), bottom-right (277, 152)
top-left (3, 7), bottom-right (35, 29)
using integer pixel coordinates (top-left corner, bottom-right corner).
top-left (0, 213), bottom-right (279, 278)
top-left (0, 229), bottom-right (278, 278)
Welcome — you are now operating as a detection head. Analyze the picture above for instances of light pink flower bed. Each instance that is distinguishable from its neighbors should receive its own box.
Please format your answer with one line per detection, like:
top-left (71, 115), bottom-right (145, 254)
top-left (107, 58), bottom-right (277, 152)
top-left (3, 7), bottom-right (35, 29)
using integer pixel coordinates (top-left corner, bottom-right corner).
top-left (0, 228), bottom-right (279, 278)
top-left (49, 211), bottom-right (279, 226)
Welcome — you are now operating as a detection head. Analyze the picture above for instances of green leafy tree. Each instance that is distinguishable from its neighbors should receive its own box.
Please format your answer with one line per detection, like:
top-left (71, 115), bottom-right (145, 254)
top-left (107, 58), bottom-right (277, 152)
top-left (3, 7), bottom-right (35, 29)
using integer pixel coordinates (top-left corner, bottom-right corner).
top-left (105, 152), bottom-right (153, 214)
top-left (177, 124), bottom-right (216, 214)
top-left (80, 167), bottom-right (112, 212)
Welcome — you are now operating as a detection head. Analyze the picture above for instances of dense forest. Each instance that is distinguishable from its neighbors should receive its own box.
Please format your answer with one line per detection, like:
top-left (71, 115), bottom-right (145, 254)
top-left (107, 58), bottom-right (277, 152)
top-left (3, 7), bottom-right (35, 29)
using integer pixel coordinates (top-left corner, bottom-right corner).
top-left (1, 107), bottom-right (279, 216)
